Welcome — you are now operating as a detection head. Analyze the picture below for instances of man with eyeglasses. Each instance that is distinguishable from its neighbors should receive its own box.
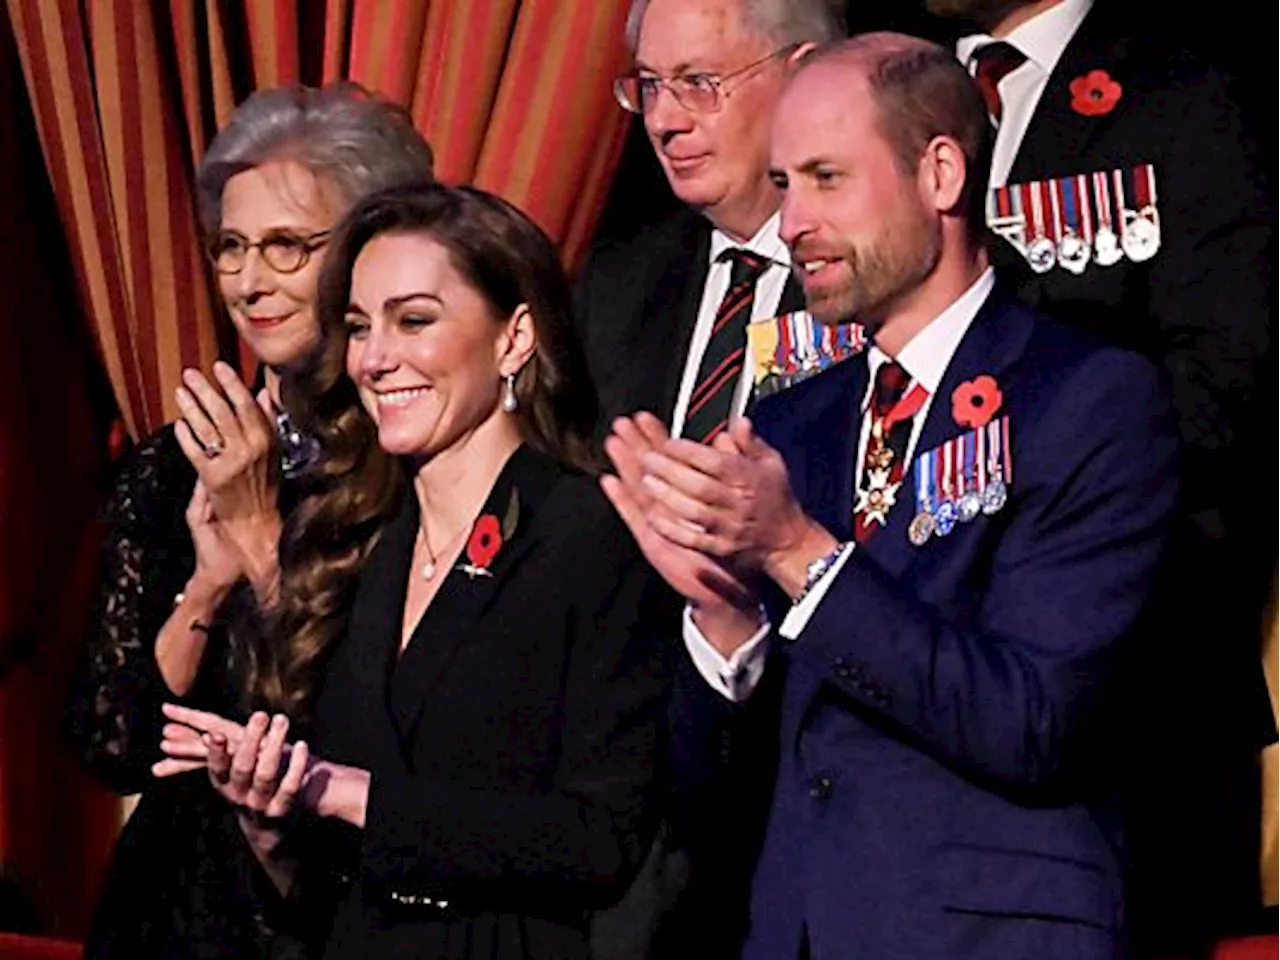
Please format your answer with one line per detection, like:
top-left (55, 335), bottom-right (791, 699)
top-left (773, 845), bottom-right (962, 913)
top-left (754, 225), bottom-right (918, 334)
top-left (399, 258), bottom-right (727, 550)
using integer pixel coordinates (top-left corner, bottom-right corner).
top-left (579, 5), bottom-right (845, 958)
top-left (576, 0), bottom-right (845, 448)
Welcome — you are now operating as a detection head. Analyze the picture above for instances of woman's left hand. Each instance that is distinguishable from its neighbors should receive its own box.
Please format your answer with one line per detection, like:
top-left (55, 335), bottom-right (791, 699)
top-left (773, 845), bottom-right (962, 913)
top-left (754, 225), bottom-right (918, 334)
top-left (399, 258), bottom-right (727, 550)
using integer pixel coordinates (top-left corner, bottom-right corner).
top-left (173, 361), bottom-right (284, 603)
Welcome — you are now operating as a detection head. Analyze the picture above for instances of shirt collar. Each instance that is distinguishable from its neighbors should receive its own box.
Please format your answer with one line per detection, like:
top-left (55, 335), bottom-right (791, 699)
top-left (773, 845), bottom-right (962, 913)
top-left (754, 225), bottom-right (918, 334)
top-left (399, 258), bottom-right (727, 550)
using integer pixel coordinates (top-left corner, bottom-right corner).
top-left (864, 267), bottom-right (995, 408)
top-left (956, 0), bottom-right (1092, 74)
top-left (709, 211), bottom-right (790, 268)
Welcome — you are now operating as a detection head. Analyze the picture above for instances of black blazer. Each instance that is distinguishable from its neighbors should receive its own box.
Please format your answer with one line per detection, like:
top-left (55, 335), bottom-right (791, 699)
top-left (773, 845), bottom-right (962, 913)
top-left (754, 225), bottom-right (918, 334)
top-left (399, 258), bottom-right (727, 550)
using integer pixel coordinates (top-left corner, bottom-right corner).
top-left (575, 207), bottom-right (805, 437)
top-left (991, 6), bottom-right (1276, 947)
top-left (993, 3), bottom-right (1272, 520)
top-left (299, 446), bottom-right (678, 960)
top-left (576, 208), bottom-right (802, 958)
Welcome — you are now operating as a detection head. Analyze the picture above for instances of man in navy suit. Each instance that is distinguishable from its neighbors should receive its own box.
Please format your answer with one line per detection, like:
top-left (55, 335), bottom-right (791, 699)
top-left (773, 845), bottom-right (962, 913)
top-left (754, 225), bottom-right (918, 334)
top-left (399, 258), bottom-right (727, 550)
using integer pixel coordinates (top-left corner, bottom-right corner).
top-left (602, 32), bottom-right (1179, 959)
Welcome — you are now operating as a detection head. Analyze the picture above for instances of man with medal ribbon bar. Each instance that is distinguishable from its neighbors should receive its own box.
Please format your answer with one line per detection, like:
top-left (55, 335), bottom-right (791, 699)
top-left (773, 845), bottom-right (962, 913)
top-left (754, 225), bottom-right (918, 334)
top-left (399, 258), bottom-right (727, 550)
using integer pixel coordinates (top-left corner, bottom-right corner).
top-left (942, 1), bottom-right (1275, 947)
top-left (602, 36), bottom-right (1181, 960)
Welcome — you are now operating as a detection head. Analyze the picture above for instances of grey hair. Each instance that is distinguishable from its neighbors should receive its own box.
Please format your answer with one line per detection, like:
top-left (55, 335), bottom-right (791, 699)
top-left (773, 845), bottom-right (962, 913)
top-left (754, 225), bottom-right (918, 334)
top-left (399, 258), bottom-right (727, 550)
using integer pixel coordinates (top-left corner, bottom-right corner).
top-left (195, 82), bottom-right (435, 235)
top-left (624, 0), bottom-right (846, 52)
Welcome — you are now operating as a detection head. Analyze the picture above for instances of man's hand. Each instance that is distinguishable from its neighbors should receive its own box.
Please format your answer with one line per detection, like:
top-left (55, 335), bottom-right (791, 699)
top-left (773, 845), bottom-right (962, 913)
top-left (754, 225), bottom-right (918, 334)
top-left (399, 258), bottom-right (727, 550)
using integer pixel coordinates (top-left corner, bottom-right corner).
top-left (632, 417), bottom-right (833, 595)
top-left (602, 414), bottom-right (756, 610)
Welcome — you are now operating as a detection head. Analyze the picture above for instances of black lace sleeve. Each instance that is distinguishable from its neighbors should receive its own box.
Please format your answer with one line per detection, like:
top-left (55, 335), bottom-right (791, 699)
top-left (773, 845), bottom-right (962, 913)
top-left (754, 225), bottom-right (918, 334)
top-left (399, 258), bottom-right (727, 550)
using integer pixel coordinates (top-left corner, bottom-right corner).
top-left (66, 427), bottom-right (203, 794)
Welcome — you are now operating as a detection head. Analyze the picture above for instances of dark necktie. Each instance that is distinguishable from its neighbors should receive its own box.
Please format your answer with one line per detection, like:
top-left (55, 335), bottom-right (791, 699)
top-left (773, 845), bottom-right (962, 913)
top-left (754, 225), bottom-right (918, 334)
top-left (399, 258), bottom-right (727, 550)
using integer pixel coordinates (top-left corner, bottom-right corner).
top-left (853, 360), bottom-right (920, 543)
top-left (683, 248), bottom-right (770, 444)
top-left (971, 41), bottom-right (1027, 124)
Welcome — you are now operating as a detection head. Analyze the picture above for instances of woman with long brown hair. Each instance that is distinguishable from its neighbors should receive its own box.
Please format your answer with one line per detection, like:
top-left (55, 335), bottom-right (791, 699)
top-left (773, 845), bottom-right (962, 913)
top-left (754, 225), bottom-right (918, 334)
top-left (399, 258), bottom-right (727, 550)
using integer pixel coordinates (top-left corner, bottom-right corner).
top-left (158, 183), bottom-right (677, 960)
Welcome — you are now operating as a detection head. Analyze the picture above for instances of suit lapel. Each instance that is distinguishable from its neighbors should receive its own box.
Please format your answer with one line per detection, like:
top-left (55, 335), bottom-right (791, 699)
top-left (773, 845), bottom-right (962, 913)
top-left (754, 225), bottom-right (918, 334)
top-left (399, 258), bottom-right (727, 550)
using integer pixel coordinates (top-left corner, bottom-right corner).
top-left (339, 479), bottom-right (415, 744)
top-left (791, 356), bottom-right (867, 544)
top-left (652, 213), bottom-right (712, 419)
top-left (387, 446), bottom-right (562, 744)
top-left (778, 272), bottom-right (805, 315)
top-left (1008, 11), bottom-right (1130, 183)
top-left (857, 288), bottom-right (1035, 581)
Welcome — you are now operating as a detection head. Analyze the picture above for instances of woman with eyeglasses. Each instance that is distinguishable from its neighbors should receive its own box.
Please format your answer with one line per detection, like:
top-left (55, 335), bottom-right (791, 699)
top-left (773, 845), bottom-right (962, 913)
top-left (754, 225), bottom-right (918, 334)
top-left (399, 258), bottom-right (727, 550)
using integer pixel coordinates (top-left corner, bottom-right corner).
top-left (67, 82), bottom-right (434, 959)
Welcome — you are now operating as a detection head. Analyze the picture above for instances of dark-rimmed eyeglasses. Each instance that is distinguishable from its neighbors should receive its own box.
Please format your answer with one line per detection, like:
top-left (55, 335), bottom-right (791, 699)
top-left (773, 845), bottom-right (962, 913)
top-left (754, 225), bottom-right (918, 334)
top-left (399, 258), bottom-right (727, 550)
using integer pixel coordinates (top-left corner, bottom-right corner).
top-left (613, 45), bottom-right (796, 115)
top-left (207, 229), bottom-right (332, 275)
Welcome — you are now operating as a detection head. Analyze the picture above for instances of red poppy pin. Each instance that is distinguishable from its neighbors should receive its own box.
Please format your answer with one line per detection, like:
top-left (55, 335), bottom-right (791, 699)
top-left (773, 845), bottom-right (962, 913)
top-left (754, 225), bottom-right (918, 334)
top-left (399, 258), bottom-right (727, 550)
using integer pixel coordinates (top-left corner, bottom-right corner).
top-left (457, 488), bottom-right (521, 579)
top-left (952, 375), bottom-right (1003, 429)
top-left (1069, 69), bottom-right (1121, 116)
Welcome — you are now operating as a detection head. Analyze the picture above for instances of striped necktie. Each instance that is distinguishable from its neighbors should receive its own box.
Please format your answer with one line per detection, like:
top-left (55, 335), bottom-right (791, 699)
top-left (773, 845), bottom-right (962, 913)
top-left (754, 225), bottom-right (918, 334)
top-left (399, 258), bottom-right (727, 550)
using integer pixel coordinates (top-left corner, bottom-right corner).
top-left (683, 248), bottom-right (770, 444)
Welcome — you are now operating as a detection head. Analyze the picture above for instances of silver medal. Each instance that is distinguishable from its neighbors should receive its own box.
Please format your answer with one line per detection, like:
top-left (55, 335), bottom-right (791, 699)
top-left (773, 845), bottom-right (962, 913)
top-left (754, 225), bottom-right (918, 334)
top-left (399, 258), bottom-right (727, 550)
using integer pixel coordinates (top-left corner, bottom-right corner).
top-left (1121, 211), bottom-right (1160, 263)
top-left (1027, 236), bottom-right (1057, 274)
top-left (1058, 232), bottom-right (1090, 274)
top-left (957, 491), bottom-right (983, 523)
top-left (934, 500), bottom-right (959, 536)
top-left (1092, 226), bottom-right (1123, 266)
top-left (981, 478), bottom-right (1007, 515)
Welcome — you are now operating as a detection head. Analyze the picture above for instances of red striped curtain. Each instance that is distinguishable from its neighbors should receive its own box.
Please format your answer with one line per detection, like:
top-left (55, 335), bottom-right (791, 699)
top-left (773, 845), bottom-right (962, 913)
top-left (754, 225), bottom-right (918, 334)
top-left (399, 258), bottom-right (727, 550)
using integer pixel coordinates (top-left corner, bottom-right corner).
top-left (5, 0), bottom-right (634, 439)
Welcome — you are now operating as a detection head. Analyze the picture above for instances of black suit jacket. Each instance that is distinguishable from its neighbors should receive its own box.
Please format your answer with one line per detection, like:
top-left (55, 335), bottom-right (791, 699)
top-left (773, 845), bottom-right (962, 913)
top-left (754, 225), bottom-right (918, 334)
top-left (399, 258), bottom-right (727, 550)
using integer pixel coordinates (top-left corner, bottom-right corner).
top-left (991, 5), bottom-right (1276, 945)
top-left (298, 447), bottom-right (677, 960)
top-left (993, 3), bottom-right (1273, 521)
top-left (575, 207), bottom-right (805, 437)
top-left (575, 208), bottom-right (801, 958)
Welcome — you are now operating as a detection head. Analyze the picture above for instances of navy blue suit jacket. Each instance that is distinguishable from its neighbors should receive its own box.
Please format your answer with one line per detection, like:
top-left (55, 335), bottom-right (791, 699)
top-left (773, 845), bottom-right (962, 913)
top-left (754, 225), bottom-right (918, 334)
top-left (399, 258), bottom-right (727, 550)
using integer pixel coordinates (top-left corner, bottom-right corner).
top-left (735, 286), bottom-right (1179, 959)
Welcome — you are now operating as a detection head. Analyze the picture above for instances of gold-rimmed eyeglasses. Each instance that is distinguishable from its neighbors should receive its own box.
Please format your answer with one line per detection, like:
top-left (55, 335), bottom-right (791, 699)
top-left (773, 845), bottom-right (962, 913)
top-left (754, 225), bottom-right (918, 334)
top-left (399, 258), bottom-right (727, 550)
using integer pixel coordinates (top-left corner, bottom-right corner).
top-left (613, 45), bottom-right (797, 115)
top-left (207, 229), bottom-right (332, 275)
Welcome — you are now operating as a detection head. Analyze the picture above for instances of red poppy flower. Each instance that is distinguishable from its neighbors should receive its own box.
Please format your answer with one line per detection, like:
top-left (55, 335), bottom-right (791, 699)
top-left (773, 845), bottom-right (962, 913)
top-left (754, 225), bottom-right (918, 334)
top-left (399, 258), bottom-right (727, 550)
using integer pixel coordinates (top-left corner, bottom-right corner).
top-left (466, 514), bottom-right (503, 571)
top-left (1069, 70), bottom-right (1121, 117)
top-left (952, 375), bottom-right (1003, 429)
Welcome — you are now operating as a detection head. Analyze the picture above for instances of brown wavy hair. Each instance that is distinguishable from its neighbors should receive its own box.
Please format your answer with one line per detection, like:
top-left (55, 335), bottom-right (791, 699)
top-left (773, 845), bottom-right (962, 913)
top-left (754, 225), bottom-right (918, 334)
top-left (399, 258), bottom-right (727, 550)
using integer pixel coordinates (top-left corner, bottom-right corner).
top-left (194, 83), bottom-right (433, 717)
top-left (258, 182), bottom-right (599, 715)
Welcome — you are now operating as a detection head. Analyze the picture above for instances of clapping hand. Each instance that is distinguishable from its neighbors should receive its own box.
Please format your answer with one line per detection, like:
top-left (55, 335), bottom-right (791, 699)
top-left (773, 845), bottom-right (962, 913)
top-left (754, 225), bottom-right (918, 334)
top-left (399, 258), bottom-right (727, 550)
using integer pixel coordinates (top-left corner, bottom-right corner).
top-left (601, 413), bottom-right (755, 609)
top-left (157, 703), bottom-right (370, 829)
top-left (185, 480), bottom-right (247, 593)
top-left (173, 361), bottom-right (284, 602)
top-left (625, 415), bottom-right (813, 576)
top-left (156, 704), bottom-right (309, 823)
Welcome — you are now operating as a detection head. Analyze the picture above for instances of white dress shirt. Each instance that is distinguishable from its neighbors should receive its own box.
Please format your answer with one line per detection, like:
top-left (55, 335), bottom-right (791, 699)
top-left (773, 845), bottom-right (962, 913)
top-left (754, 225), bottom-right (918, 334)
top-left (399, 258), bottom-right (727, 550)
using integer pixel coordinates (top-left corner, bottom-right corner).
top-left (669, 212), bottom-right (792, 438)
top-left (685, 268), bottom-right (997, 701)
top-left (956, 0), bottom-right (1094, 188)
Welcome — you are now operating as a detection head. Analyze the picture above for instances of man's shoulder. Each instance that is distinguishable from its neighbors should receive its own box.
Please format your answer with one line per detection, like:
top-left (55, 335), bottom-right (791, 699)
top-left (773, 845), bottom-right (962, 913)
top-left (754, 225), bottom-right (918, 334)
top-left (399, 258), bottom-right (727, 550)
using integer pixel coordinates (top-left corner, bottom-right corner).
top-left (993, 285), bottom-right (1163, 395)
top-left (580, 207), bottom-right (708, 281)
top-left (1068, 9), bottom-right (1240, 114)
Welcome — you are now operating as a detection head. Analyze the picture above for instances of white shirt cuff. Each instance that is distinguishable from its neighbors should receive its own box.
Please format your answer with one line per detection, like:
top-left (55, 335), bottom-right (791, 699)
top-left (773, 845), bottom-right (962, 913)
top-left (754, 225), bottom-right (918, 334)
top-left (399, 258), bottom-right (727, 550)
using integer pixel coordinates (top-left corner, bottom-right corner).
top-left (682, 604), bottom-right (771, 702)
top-left (779, 543), bottom-right (856, 640)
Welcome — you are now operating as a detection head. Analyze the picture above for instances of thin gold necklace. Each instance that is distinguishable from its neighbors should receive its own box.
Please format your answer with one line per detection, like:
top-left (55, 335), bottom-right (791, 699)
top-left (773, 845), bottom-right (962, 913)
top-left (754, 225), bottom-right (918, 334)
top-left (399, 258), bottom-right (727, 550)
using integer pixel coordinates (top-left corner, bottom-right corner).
top-left (416, 516), bottom-right (471, 581)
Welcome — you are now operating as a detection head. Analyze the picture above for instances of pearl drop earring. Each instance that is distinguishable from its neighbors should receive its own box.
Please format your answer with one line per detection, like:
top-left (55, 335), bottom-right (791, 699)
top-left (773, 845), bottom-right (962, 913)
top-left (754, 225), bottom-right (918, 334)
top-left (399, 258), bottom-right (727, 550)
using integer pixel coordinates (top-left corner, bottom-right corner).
top-left (502, 373), bottom-right (518, 413)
